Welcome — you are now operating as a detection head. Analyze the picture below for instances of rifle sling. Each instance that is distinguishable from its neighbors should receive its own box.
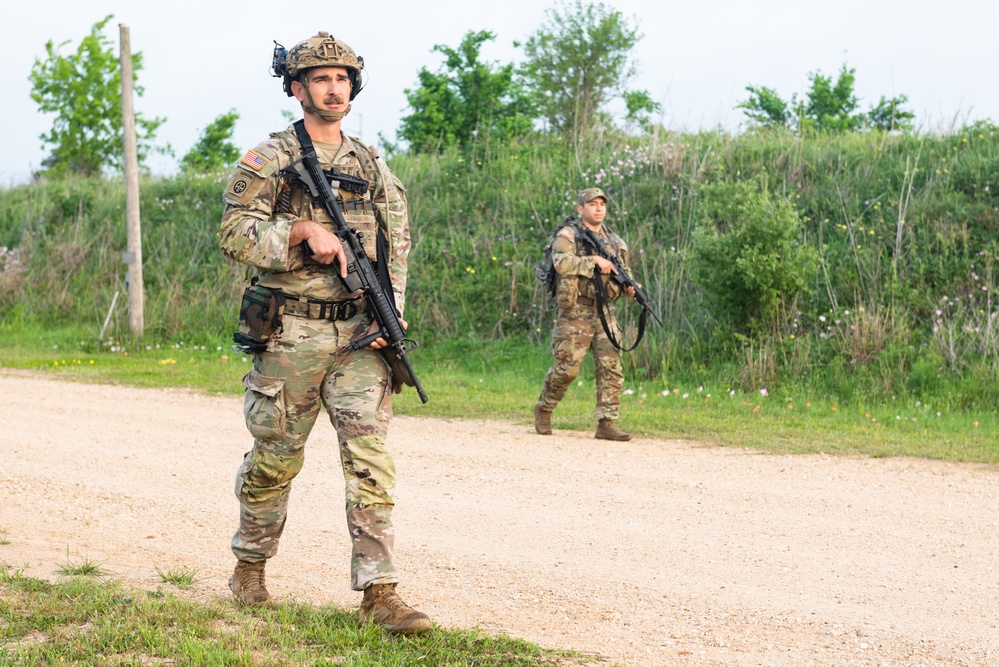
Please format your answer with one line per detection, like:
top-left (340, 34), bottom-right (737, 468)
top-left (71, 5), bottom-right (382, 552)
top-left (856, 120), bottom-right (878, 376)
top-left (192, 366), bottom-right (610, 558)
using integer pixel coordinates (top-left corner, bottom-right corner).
top-left (592, 272), bottom-right (647, 352)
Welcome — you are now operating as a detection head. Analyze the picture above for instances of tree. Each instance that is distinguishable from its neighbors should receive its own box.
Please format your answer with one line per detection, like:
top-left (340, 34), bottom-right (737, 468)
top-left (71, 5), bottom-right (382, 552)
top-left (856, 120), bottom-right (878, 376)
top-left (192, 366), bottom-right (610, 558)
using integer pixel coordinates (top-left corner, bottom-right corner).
top-left (180, 110), bottom-right (241, 172)
top-left (29, 15), bottom-right (165, 177)
top-left (736, 85), bottom-right (790, 128)
top-left (623, 90), bottom-right (662, 132)
top-left (737, 63), bottom-right (914, 134)
top-left (519, 0), bottom-right (650, 137)
top-left (398, 30), bottom-right (535, 153)
top-left (867, 94), bottom-right (916, 131)
top-left (799, 64), bottom-right (862, 132)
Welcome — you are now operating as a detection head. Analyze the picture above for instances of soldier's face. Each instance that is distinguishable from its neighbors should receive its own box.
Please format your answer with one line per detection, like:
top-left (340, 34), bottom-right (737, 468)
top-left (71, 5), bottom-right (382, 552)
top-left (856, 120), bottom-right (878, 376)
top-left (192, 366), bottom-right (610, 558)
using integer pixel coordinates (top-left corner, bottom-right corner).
top-left (293, 66), bottom-right (352, 112)
top-left (577, 198), bottom-right (607, 225)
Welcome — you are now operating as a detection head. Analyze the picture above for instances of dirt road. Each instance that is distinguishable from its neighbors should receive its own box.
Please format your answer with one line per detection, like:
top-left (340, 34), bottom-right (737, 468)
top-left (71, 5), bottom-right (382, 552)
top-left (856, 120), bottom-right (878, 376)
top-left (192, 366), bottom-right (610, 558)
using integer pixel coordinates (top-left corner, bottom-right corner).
top-left (1, 371), bottom-right (996, 666)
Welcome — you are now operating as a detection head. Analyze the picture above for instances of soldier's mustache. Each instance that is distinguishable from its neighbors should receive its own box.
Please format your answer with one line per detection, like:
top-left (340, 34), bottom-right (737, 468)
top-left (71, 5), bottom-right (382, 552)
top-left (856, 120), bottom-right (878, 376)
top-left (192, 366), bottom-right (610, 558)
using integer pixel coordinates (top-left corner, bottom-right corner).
top-left (324, 94), bottom-right (346, 105)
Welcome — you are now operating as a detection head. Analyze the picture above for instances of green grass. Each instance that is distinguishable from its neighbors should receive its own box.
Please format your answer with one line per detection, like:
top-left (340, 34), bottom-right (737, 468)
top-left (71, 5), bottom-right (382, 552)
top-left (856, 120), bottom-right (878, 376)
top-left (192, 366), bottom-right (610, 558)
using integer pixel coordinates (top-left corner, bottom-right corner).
top-left (155, 566), bottom-right (201, 591)
top-left (55, 553), bottom-right (106, 578)
top-left (0, 567), bottom-right (589, 666)
top-left (2, 325), bottom-right (996, 464)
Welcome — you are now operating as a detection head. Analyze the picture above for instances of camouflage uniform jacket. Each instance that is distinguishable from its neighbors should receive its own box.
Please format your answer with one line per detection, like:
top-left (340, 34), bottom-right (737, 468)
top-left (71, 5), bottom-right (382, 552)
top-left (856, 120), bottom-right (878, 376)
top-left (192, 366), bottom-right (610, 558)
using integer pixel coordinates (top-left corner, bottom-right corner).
top-left (552, 222), bottom-right (632, 307)
top-left (219, 126), bottom-right (411, 314)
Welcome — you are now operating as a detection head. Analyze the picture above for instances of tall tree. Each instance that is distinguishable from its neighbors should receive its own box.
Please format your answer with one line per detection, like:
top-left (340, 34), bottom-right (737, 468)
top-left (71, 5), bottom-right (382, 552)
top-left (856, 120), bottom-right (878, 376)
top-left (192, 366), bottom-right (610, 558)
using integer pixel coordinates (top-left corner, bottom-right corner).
top-left (399, 30), bottom-right (535, 153)
top-left (29, 14), bottom-right (166, 177)
top-left (181, 110), bottom-right (241, 173)
top-left (518, 0), bottom-right (647, 137)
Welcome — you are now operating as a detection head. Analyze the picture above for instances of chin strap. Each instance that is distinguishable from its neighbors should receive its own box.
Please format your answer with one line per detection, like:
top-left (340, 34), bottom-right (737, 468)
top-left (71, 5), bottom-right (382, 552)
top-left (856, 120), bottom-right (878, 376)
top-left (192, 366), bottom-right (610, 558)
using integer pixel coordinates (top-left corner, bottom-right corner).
top-left (300, 82), bottom-right (351, 122)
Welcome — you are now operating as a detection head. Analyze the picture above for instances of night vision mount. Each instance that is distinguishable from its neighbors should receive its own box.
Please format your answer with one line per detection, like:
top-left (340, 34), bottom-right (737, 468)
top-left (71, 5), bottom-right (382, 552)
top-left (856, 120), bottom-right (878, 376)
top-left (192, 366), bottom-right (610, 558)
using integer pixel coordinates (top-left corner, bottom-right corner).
top-left (270, 41), bottom-right (292, 95)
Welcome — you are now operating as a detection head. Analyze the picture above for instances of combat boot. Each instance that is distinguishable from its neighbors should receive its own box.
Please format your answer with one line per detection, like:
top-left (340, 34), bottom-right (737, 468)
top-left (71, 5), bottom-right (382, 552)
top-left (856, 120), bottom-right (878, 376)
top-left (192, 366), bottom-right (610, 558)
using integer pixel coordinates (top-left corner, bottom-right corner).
top-left (534, 404), bottom-right (553, 435)
top-left (359, 583), bottom-right (432, 634)
top-left (595, 418), bottom-right (631, 441)
top-left (229, 560), bottom-right (270, 606)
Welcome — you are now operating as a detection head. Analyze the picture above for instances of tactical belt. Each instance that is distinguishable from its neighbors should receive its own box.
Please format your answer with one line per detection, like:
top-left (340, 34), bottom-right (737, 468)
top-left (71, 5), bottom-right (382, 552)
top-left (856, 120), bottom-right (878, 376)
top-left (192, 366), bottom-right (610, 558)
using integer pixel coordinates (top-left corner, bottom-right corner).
top-left (283, 294), bottom-right (361, 321)
top-left (341, 198), bottom-right (370, 213)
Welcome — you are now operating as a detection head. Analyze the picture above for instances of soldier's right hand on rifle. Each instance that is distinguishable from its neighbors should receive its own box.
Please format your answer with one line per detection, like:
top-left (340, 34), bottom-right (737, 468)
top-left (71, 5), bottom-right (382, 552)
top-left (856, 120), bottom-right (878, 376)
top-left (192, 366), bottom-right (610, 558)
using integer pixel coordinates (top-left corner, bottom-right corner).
top-left (290, 220), bottom-right (348, 278)
top-left (592, 256), bottom-right (617, 275)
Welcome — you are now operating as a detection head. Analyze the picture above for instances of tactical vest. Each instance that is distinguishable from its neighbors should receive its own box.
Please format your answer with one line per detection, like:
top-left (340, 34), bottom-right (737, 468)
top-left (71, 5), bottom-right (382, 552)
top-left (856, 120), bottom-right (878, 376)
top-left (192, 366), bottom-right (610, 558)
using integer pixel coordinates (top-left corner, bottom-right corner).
top-left (567, 224), bottom-right (625, 304)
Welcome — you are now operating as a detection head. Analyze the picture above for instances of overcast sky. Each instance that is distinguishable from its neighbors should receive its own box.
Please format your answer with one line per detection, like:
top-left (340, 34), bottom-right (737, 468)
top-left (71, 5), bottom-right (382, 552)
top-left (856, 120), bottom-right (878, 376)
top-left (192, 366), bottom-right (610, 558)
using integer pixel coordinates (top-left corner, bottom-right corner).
top-left (4, 0), bottom-right (996, 184)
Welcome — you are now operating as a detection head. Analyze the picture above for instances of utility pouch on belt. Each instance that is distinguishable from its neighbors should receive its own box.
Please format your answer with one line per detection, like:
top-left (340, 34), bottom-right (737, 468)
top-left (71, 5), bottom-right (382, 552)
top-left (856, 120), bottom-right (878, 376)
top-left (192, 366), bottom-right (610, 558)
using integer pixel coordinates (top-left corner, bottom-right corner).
top-left (232, 284), bottom-right (286, 354)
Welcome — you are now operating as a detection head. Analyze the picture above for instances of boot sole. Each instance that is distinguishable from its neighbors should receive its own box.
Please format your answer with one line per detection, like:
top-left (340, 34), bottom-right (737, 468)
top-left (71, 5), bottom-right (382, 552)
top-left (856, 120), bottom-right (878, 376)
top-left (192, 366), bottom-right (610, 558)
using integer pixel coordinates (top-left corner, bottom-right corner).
top-left (384, 617), bottom-right (433, 634)
top-left (360, 607), bottom-right (433, 634)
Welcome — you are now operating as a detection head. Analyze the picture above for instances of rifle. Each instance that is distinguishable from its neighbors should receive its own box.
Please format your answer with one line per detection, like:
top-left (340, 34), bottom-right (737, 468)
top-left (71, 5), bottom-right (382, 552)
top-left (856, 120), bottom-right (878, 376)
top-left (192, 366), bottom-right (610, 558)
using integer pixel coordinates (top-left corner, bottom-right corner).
top-left (287, 120), bottom-right (428, 403)
top-left (575, 224), bottom-right (663, 351)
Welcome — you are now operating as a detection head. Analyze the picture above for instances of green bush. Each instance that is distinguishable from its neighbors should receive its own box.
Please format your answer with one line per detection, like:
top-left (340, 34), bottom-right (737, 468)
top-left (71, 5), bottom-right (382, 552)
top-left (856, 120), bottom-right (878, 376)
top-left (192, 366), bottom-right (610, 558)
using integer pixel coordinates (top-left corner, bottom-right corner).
top-left (689, 177), bottom-right (818, 336)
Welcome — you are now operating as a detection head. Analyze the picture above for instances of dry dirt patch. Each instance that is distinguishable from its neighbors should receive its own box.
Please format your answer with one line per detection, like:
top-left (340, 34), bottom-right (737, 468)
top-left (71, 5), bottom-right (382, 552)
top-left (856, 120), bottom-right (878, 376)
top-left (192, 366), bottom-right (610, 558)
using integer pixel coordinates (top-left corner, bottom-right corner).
top-left (1, 372), bottom-right (996, 666)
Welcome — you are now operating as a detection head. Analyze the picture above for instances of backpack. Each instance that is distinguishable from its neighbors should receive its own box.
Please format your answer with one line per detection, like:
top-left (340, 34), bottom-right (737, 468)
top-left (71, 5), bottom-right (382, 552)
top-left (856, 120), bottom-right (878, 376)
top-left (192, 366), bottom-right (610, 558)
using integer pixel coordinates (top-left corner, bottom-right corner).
top-left (534, 215), bottom-right (578, 297)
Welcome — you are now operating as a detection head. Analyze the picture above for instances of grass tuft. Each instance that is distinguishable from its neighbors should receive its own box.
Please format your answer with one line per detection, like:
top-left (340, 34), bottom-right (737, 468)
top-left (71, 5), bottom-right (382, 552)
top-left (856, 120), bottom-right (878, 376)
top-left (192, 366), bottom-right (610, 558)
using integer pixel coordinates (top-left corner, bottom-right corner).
top-left (154, 565), bottom-right (201, 590)
top-left (56, 549), bottom-right (107, 578)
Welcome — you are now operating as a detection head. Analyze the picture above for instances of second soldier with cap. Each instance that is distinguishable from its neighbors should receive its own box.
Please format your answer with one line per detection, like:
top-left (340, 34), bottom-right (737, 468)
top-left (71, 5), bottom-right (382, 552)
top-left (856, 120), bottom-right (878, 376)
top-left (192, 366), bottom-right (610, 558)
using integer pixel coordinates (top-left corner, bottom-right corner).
top-left (534, 188), bottom-right (638, 441)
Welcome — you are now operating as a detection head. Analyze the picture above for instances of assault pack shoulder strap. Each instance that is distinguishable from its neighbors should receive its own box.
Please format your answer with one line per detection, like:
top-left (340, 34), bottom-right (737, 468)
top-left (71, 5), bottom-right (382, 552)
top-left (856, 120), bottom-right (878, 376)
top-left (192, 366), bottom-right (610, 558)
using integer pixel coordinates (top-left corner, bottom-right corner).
top-left (534, 215), bottom-right (579, 297)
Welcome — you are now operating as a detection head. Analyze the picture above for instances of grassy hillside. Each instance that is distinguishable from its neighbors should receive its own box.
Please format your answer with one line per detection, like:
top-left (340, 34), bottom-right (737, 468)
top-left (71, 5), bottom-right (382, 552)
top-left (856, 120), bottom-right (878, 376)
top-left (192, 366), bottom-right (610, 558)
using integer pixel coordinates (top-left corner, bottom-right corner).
top-left (1, 124), bottom-right (997, 410)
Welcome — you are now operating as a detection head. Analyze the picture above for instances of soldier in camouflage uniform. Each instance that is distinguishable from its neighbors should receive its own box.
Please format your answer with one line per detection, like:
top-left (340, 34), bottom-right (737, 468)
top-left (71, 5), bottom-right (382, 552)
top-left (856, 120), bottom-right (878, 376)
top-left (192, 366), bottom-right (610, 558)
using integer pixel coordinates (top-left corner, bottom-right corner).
top-left (534, 188), bottom-right (637, 442)
top-left (219, 32), bottom-right (430, 634)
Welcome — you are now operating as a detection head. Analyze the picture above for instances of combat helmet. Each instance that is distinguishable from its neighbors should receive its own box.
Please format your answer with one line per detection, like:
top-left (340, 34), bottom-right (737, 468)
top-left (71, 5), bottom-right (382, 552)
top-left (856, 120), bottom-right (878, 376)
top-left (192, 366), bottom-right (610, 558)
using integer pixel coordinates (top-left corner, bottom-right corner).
top-left (271, 32), bottom-right (364, 120)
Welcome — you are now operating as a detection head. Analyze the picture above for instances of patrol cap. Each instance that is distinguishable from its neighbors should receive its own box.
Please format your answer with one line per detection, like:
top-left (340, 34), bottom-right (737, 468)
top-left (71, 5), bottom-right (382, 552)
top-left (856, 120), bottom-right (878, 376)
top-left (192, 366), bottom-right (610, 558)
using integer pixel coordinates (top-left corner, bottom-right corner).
top-left (577, 187), bottom-right (609, 205)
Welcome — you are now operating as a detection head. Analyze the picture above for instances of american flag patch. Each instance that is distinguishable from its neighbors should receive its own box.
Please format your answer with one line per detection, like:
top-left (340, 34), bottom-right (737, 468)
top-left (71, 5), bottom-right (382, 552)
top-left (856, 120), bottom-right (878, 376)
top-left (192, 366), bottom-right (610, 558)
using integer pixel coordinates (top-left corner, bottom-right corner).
top-left (240, 150), bottom-right (268, 171)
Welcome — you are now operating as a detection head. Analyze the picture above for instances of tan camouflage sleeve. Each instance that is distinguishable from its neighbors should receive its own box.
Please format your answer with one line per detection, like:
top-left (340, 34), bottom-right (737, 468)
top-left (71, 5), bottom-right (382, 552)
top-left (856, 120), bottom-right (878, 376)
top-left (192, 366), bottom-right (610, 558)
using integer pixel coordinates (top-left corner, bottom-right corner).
top-left (617, 237), bottom-right (634, 280)
top-left (552, 228), bottom-right (595, 278)
top-left (218, 143), bottom-right (304, 273)
top-left (370, 156), bottom-right (410, 316)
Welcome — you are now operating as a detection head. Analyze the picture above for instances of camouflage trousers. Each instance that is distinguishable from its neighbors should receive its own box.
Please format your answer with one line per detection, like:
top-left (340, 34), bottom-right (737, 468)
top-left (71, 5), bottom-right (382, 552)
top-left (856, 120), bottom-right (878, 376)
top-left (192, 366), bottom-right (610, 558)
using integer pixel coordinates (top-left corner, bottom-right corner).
top-left (231, 309), bottom-right (398, 591)
top-left (537, 303), bottom-right (624, 421)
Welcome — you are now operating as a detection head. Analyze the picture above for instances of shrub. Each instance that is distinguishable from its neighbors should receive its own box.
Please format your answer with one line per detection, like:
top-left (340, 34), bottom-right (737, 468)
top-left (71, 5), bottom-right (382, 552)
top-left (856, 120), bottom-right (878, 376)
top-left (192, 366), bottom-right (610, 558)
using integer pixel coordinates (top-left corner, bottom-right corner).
top-left (689, 177), bottom-right (818, 337)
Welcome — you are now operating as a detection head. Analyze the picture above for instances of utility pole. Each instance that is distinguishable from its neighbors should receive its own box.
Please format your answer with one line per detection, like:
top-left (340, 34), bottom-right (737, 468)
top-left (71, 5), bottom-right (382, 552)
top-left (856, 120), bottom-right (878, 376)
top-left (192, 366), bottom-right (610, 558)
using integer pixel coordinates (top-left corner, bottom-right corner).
top-left (119, 23), bottom-right (144, 338)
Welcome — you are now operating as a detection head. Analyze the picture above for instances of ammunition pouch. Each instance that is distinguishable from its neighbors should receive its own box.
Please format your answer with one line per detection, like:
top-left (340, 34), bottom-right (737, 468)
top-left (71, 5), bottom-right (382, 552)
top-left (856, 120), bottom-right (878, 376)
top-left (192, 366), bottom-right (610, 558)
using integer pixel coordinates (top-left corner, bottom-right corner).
top-left (232, 285), bottom-right (286, 355)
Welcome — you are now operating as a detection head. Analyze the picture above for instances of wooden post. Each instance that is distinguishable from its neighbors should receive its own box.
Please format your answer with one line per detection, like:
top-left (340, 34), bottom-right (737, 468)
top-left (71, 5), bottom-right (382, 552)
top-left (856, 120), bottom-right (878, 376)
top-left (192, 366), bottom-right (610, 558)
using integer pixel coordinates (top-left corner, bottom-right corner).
top-left (120, 23), bottom-right (144, 338)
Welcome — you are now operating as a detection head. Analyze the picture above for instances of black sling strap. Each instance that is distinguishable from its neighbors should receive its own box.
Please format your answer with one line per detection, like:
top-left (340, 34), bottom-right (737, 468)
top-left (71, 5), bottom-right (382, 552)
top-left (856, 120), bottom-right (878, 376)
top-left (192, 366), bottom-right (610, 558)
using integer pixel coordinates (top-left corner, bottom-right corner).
top-left (591, 268), bottom-right (648, 353)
